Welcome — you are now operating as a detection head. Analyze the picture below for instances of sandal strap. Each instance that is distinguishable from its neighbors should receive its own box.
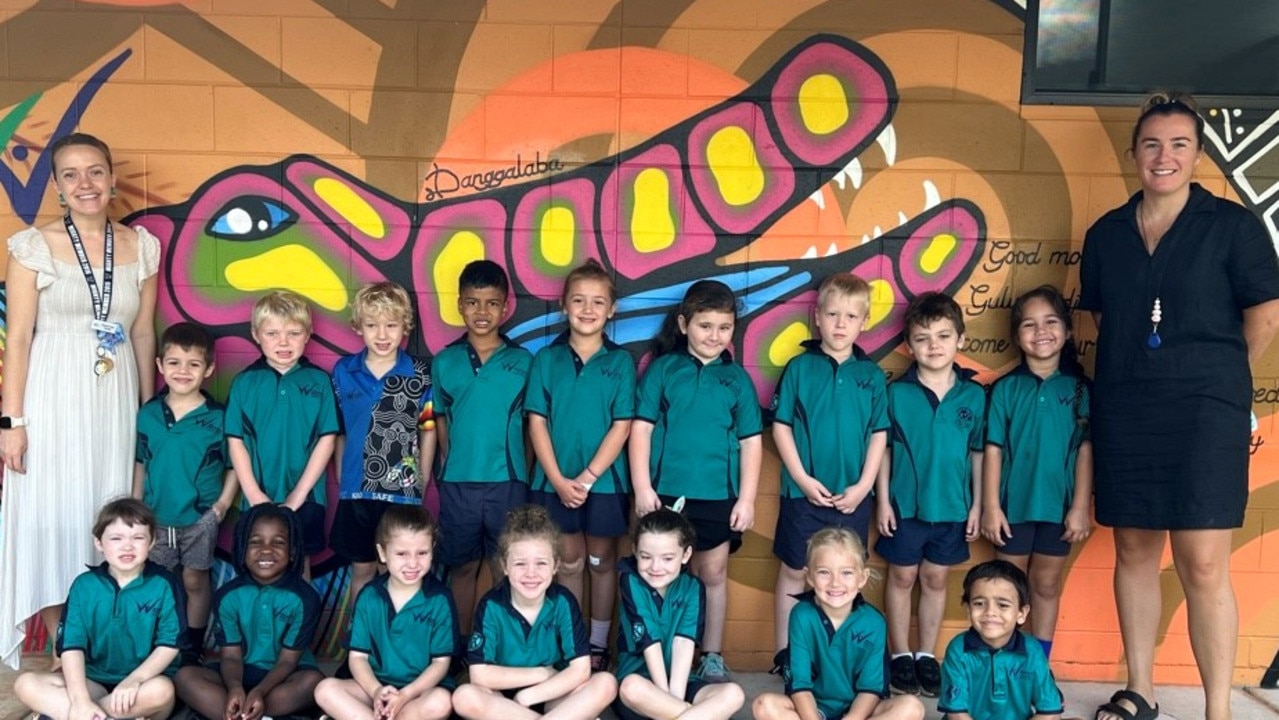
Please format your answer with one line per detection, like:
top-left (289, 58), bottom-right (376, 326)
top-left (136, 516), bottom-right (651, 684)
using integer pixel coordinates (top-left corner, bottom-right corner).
top-left (1095, 701), bottom-right (1139, 720)
top-left (1110, 689), bottom-right (1158, 716)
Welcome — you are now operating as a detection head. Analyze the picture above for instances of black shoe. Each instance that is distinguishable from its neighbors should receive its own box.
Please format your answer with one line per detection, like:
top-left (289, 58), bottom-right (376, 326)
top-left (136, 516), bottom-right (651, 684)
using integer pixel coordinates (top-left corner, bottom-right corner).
top-left (768, 647), bottom-right (790, 679)
top-left (915, 655), bottom-right (942, 697)
top-left (589, 644), bottom-right (610, 672)
top-left (889, 655), bottom-right (920, 695)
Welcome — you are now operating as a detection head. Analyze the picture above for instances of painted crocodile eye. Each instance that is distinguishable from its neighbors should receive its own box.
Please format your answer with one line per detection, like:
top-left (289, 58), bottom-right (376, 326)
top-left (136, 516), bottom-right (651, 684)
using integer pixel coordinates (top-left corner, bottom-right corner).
top-left (206, 197), bottom-right (296, 240)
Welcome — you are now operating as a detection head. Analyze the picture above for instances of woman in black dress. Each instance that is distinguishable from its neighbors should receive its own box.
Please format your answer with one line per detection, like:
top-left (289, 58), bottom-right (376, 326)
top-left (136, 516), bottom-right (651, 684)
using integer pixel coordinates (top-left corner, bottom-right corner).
top-left (1080, 94), bottom-right (1279, 720)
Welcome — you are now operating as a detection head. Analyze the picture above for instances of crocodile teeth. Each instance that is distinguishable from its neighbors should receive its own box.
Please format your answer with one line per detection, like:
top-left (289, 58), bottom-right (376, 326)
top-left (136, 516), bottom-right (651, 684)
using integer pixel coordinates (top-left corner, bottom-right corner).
top-left (875, 124), bottom-right (897, 166)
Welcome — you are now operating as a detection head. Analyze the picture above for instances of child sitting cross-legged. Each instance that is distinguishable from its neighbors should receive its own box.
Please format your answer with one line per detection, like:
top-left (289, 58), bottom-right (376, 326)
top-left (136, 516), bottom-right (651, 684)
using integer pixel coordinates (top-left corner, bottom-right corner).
top-left (14, 498), bottom-right (184, 720)
top-left (315, 505), bottom-right (456, 720)
top-left (176, 504), bottom-right (325, 720)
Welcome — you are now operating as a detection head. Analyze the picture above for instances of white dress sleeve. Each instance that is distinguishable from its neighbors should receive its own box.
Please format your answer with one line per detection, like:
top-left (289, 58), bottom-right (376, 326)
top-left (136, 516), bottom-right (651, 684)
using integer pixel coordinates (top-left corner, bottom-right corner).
top-left (134, 225), bottom-right (161, 281)
top-left (6, 227), bottom-right (57, 290)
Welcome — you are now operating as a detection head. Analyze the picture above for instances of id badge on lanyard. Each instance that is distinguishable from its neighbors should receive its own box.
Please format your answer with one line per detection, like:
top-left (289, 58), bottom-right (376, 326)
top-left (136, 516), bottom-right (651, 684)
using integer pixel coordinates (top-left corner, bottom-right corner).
top-left (64, 215), bottom-right (125, 378)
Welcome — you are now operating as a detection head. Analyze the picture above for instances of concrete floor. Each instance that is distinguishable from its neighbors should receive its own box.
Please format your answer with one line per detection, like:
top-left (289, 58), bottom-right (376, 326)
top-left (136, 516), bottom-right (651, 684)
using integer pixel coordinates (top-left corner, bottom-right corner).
top-left (3, 654), bottom-right (1278, 720)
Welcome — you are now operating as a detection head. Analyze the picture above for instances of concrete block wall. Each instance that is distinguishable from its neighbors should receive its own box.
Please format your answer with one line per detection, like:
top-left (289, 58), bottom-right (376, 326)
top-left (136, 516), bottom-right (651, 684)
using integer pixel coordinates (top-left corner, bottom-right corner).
top-left (2, 0), bottom-right (1277, 684)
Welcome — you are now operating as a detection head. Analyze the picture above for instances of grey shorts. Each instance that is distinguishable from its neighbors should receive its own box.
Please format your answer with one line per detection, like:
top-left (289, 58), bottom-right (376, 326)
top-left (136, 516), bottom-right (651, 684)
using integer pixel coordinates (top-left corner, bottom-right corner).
top-left (150, 509), bottom-right (220, 571)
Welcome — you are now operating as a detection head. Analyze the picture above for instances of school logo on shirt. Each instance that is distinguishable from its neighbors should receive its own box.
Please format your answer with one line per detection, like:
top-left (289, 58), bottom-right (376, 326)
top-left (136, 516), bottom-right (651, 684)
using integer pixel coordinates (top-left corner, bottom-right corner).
top-left (632, 621), bottom-right (646, 642)
top-left (848, 628), bottom-right (874, 646)
top-left (500, 360), bottom-right (528, 377)
top-left (955, 406), bottom-right (976, 430)
top-left (297, 384), bottom-right (325, 399)
top-left (412, 610), bottom-right (434, 624)
top-left (468, 631), bottom-right (485, 652)
top-left (135, 598), bottom-right (163, 615)
top-left (195, 415), bottom-right (220, 431)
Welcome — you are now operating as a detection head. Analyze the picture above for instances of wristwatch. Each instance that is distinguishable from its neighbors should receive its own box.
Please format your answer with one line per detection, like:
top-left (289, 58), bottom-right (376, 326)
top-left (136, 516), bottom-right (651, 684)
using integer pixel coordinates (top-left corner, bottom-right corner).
top-left (0, 416), bottom-right (28, 429)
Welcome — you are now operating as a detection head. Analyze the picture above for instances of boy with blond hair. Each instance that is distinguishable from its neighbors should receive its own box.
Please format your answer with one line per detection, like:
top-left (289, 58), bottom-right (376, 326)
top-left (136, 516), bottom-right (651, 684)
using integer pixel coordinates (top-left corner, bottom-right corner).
top-left (331, 281), bottom-right (436, 606)
top-left (225, 290), bottom-right (340, 573)
top-left (769, 273), bottom-right (888, 674)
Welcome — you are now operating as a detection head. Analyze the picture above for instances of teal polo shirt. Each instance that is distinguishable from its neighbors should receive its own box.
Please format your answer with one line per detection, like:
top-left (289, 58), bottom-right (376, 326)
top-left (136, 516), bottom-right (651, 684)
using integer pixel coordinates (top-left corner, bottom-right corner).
top-left (466, 581), bottom-right (588, 670)
top-left (332, 349), bottom-right (434, 502)
top-left (938, 629), bottom-right (1064, 720)
top-left (785, 592), bottom-right (890, 719)
top-left (985, 364), bottom-right (1090, 524)
top-left (348, 573), bottom-right (458, 688)
top-left (431, 335), bottom-right (532, 484)
top-left (212, 573), bottom-right (320, 671)
top-left (224, 357), bottom-right (340, 505)
top-left (525, 333), bottom-right (635, 494)
top-left (884, 364), bottom-right (986, 522)
top-left (635, 351), bottom-right (763, 500)
top-left (614, 557), bottom-right (705, 681)
top-left (57, 562), bottom-right (184, 685)
top-left (136, 391), bottom-right (229, 527)
top-left (770, 341), bottom-right (888, 498)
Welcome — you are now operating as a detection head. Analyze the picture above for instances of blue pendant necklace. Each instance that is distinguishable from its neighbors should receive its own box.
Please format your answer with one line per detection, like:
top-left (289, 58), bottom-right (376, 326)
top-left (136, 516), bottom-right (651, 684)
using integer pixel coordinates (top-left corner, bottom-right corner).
top-left (1137, 204), bottom-right (1166, 349)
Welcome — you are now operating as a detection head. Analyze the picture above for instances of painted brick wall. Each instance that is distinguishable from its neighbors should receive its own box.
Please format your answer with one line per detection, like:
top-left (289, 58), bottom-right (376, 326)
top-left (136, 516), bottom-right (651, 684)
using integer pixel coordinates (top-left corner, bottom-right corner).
top-left (2, 0), bottom-right (1277, 684)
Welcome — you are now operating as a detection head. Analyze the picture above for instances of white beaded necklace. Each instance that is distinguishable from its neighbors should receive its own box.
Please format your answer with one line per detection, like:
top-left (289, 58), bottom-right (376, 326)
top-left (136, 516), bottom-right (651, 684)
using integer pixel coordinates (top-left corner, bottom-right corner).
top-left (1136, 206), bottom-right (1165, 349)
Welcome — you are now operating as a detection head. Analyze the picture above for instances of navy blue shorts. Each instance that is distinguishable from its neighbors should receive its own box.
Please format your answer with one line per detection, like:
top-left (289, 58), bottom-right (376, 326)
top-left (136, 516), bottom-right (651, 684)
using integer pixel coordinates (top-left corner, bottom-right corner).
top-left (612, 677), bottom-right (710, 720)
top-left (773, 497), bottom-right (871, 570)
top-left (295, 500), bottom-right (327, 556)
top-left (874, 518), bottom-right (969, 567)
top-left (205, 662), bottom-right (277, 690)
top-left (1000, 521), bottom-right (1070, 557)
top-left (329, 499), bottom-right (397, 563)
top-left (438, 481), bottom-right (528, 567)
top-left (659, 495), bottom-right (740, 553)
top-left (529, 489), bottom-right (629, 537)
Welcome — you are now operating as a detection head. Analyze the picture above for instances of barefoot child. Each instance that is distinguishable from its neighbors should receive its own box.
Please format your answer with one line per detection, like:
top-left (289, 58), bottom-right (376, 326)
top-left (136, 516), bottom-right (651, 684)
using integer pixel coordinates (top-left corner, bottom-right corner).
top-left (316, 505), bottom-right (456, 720)
top-left (176, 504), bottom-right (325, 720)
top-left (614, 507), bottom-right (745, 720)
top-left (452, 505), bottom-right (617, 719)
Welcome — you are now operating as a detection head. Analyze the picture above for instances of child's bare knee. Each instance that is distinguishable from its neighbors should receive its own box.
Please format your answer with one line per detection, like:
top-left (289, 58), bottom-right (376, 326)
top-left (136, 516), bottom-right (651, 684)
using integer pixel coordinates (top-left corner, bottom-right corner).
top-left (558, 554), bottom-right (585, 578)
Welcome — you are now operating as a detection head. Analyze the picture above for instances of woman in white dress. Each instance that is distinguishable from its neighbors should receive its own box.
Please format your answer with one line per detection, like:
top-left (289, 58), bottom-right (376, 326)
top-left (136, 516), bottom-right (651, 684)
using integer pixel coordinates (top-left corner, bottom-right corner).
top-left (0, 133), bottom-right (159, 669)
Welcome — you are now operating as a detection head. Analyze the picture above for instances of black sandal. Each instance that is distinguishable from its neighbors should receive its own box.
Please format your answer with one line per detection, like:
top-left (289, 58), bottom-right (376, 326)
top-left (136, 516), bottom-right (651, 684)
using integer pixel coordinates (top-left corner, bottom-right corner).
top-left (1094, 689), bottom-right (1159, 720)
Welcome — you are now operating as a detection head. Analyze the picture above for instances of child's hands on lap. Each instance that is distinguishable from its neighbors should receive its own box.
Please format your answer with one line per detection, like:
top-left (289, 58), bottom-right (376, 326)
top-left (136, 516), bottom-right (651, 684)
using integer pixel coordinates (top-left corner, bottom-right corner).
top-left (223, 686), bottom-right (246, 720)
top-left (241, 687), bottom-right (267, 720)
top-left (106, 679), bottom-right (140, 717)
top-left (729, 497), bottom-right (755, 531)
top-left (798, 475), bottom-right (834, 508)
top-left (374, 685), bottom-right (401, 719)
top-left (68, 698), bottom-right (100, 720)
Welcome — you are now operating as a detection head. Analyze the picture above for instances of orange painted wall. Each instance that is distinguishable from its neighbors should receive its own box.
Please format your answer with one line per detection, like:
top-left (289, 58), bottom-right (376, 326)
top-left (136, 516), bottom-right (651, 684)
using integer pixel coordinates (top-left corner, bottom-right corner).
top-left (1, 0), bottom-right (1277, 684)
